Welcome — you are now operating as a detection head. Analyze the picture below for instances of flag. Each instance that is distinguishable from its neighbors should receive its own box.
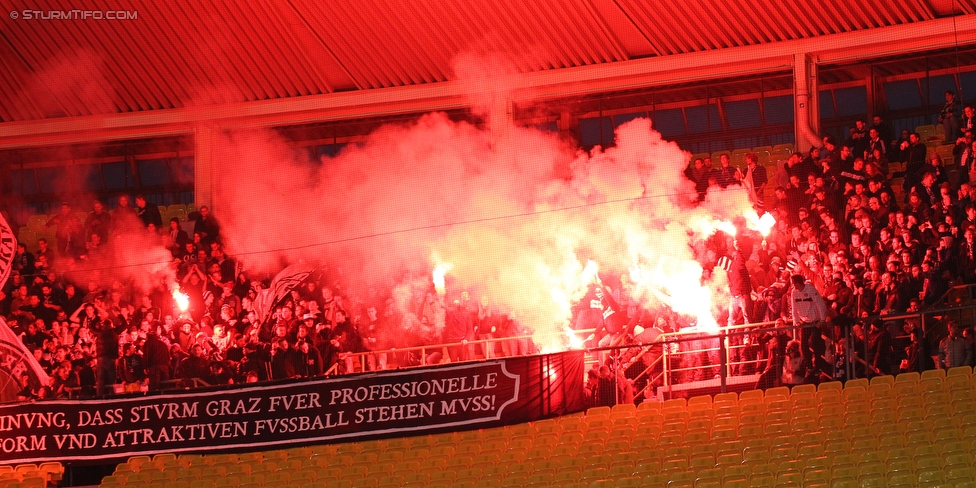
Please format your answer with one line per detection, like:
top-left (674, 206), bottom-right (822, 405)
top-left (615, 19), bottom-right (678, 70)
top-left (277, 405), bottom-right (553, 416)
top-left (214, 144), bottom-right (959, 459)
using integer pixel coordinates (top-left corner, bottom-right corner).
top-left (0, 212), bottom-right (14, 291)
top-left (0, 316), bottom-right (51, 402)
top-left (252, 263), bottom-right (316, 326)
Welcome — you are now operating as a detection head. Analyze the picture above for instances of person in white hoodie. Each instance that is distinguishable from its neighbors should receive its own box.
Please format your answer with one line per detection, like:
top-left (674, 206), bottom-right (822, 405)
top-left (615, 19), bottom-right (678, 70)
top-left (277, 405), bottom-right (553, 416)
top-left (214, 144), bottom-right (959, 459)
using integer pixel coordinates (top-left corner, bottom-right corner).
top-left (791, 274), bottom-right (830, 374)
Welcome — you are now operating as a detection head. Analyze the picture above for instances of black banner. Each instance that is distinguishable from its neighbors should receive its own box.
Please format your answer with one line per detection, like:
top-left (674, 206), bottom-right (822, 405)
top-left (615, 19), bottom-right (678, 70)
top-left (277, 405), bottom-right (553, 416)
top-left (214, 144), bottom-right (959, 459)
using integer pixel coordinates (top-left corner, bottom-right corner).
top-left (0, 351), bottom-right (584, 464)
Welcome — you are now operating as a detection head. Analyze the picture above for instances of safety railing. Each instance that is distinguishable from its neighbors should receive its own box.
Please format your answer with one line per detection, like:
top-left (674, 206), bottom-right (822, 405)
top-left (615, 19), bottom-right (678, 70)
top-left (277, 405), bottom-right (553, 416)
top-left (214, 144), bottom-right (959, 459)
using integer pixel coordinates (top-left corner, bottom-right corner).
top-left (323, 328), bottom-right (597, 376)
top-left (586, 300), bottom-right (976, 405)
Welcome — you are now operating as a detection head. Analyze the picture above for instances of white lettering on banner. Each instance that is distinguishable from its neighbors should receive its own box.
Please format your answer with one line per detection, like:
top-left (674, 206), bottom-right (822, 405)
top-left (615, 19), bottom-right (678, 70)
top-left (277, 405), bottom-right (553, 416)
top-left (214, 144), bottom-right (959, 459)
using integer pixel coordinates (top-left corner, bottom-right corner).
top-left (79, 409), bottom-right (124, 427)
top-left (439, 395), bottom-right (496, 415)
top-left (54, 434), bottom-right (96, 449)
top-left (253, 413), bottom-right (348, 434)
top-left (101, 422), bottom-right (249, 447)
top-left (204, 398), bottom-right (261, 416)
top-left (329, 373), bottom-right (499, 405)
top-left (0, 412), bottom-right (66, 430)
top-left (130, 402), bottom-right (199, 422)
top-left (355, 402), bottom-right (435, 423)
top-left (0, 436), bottom-right (46, 453)
top-left (267, 393), bottom-right (321, 412)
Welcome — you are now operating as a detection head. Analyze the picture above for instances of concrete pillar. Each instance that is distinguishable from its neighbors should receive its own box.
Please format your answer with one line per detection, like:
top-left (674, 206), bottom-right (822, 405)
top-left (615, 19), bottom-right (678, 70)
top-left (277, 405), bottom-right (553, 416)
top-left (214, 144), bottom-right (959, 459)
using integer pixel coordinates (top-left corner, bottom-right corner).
top-left (193, 122), bottom-right (216, 211)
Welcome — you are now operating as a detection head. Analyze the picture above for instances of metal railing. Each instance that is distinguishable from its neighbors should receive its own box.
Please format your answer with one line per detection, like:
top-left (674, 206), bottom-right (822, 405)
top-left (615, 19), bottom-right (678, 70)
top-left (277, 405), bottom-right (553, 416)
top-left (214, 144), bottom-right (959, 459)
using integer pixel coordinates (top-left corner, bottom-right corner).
top-left (322, 329), bottom-right (596, 376)
top-left (587, 299), bottom-right (976, 404)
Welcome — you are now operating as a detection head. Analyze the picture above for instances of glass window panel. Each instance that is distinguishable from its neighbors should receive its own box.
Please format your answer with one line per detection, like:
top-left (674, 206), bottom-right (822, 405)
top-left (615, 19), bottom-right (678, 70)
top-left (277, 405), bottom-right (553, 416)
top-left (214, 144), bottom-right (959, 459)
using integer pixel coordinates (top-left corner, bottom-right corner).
top-left (611, 112), bottom-right (646, 128)
top-left (173, 156), bottom-right (194, 185)
top-left (763, 95), bottom-right (794, 125)
top-left (686, 104), bottom-right (720, 133)
top-left (145, 194), bottom-right (165, 206)
top-left (960, 70), bottom-right (976, 98)
top-left (601, 117), bottom-right (615, 145)
top-left (82, 164), bottom-right (103, 191)
top-left (926, 74), bottom-right (957, 105)
top-left (834, 86), bottom-right (867, 117)
top-left (819, 90), bottom-right (835, 119)
top-left (892, 116), bottom-right (928, 137)
top-left (102, 162), bottom-right (129, 190)
top-left (138, 159), bottom-right (171, 186)
top-left (34, 167), bottom-right (64, 194)
top-left (725, 99), bottom-right (761, 129)
top-left (733, 136), bottom-right (760, 149)
top-left (11, 169), bottom-right (24, 195)
top-left (579, 117), bottom-right (603, 147)
top-left (884, 80), bottom-right (923, 110)
top-left (652, 108), bottom-right (686, 137)
top-left (768, 132), bottom-right (795, 146)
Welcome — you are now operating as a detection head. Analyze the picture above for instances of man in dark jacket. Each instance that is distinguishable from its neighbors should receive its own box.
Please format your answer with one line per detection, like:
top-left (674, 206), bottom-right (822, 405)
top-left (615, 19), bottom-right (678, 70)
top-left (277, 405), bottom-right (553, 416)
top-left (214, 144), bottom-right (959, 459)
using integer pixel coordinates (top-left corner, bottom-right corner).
top-left (95, 319), bottom-right (119, 396)
top-left (143, 331), bottom-right (172, 391)
top-left (135, 195), bottom-right (163, 228)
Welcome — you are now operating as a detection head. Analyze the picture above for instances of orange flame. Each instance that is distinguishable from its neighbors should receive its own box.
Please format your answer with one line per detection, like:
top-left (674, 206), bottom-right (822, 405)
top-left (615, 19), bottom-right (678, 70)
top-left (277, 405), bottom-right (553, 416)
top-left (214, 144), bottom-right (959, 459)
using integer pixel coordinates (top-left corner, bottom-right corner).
top-left (432, 263), bottom-right (452, 295)
top-left (173, 288), bottom-right (189, 312)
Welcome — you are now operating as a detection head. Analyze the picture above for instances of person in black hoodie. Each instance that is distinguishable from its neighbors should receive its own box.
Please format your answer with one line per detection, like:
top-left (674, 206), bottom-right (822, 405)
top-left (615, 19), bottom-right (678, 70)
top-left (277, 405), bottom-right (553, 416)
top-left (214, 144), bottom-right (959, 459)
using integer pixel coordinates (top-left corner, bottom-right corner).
top-left (143, 331), bottom-right (172, 391)
top-left (94, 319), bottom-right (119, 396)
top-left (270, 338), bottom-right (298, 380)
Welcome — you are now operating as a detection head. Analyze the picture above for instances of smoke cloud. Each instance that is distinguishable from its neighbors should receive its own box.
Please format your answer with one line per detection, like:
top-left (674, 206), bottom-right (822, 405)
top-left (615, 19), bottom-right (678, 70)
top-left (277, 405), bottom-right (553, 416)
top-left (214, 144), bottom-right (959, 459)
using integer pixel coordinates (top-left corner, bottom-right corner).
top-left (215, 55), bottom-right (761, 350)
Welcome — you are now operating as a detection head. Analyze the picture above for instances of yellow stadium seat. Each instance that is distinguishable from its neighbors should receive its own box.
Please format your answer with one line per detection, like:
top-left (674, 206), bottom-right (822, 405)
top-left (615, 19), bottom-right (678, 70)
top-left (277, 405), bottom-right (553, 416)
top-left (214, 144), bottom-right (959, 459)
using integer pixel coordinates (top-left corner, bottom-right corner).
top-left (868, 375), bottom-right (894, 387)
top-left (948, 366), bottom-right (973, 378)
top-left (610, 402), bottom-right (637, 416)
top-left (614, 476), bottom-right (643, 487)
top-left (895, 372), bottom-right (920, 384)
top-left (587, 406), bottom-right (612, 417)
top-left (637, 401), bottom-right (662, 412)
top-left (845, 378), bottom-right (869, 390)
top-left (553, 468), bottom-right (583, 483)
top-left (946, 465), bottom-right (976, 480)
top-left (749, 473), bottom-right (776, 487)
top-left (830, 477), bottom-right (858, 488)
top-left (818, 381), bottom-right (842, 393)
top-left (776, 470), bottom-right (803, 485)
top-left (713, 392), bottom-right (737, 405)
top-left (857, 474), bottom-right (885, 488)
top-left (790, 384), bottom-right (816, 395)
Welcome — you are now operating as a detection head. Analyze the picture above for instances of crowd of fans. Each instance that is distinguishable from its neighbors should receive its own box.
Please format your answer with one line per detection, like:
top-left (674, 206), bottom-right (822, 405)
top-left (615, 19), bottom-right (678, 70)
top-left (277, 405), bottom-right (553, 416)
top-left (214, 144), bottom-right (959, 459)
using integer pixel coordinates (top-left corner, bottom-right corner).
top-left (2, 197), bottom-right (538, 401)
top-left (581, 98), bottom-right (976, 406)
top-left (662, 98), bottom-right (976, 394)
top-left (4, 96), bottom-right (976, 405)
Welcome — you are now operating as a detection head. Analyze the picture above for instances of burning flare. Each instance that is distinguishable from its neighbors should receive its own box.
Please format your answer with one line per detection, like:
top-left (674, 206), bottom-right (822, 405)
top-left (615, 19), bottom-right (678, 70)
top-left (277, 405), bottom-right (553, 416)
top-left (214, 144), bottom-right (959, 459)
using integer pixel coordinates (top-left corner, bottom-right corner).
top-left (580, 260), bottom-right (600, 285)
top-left (173, 288), bottom-right (190, 312)
top-left (432, 263), bottom-right (452, 296)
top-left (565, 326), bottom-right (585, 349)
top-left (746, 211), bottom-right (776, 237)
